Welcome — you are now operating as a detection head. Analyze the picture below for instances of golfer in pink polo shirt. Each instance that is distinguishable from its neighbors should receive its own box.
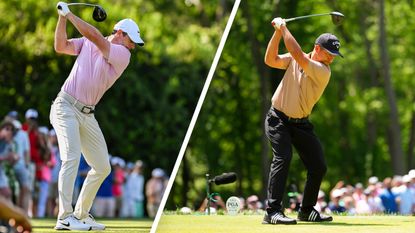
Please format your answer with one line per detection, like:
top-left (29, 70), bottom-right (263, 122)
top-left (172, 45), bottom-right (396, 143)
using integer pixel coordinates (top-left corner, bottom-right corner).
top-left (51, 2), bottom-right (144, 231)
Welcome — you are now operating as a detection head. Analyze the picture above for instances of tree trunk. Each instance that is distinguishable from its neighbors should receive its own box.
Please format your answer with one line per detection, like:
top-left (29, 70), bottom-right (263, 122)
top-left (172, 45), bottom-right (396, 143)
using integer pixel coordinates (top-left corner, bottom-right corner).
top-left (241, 1), bottom-right (272, 199)
top-left (359, 0), bottom-right (380, 176)
top-left (232, 74), bottom-right (245, 195)
top-left (379, 0), bottom-right (405, 174)
top-left (181, 154), bottom-right (190, 207)
top-left (216, 0), bottom-right (227, 21)
top-left (407, 108), bottom-right (415, 170)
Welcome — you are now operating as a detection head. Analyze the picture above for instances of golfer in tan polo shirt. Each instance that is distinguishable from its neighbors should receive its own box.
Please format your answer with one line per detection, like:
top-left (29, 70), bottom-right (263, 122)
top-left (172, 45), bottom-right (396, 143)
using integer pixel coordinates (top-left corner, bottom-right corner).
top-left (262, 17), bottom-right (342, 225)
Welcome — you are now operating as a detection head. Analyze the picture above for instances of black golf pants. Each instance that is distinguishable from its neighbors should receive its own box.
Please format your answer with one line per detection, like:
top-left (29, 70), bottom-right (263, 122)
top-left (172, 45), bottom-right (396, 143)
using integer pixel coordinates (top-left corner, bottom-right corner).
top-left (264, 107), bottom-right (327, 212)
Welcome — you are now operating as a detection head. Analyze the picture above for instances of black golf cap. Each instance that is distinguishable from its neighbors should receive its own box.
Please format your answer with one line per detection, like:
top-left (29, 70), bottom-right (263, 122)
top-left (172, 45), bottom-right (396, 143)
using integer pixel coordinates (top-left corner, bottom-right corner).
top-left (315, 33), bottom-right (343, 58)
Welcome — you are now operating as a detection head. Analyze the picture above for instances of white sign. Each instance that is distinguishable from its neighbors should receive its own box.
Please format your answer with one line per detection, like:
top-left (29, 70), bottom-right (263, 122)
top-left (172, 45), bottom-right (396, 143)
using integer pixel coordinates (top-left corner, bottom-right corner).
top-left (226, 196), bottom-right (241, 215)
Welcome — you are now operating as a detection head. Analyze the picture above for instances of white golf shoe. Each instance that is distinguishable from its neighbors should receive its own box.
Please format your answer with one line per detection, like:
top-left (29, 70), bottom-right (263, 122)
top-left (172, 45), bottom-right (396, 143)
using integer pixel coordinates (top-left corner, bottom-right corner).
top-left (55, 215), bottom-right (92, 231)
top-left (81, 214), bottom-right (105, 230)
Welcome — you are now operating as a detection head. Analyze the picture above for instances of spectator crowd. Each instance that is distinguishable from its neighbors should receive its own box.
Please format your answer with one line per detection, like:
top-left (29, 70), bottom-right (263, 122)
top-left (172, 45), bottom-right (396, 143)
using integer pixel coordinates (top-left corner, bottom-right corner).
top-left (0, 109), bottom-right (168, 220)
top-left (315, 172), bottom-right (415, 215)
top-left (3, 108), bottom-right (415, 223)
top-left (197, 171), bottom-right (415, 216)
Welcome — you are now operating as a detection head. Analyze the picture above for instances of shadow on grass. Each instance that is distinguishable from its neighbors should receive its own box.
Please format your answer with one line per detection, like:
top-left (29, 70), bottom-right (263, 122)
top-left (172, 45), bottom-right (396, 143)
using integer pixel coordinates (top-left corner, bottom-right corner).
top-left (297, 222), bottom-right (393, 227)
top-left (32, 218), bottom-right (153, 231)
top-left (33, 226), bottom-right (151, 229)
top-left (108, 226), bottom-right (152, 229)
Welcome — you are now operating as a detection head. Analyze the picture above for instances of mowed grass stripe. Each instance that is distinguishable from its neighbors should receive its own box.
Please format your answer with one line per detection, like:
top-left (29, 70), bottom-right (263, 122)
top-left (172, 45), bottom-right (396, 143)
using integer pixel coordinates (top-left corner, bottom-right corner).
top-left (156, 214), bottom-right (415, 233)
top-left (31, 218), bottom-right (152, 233)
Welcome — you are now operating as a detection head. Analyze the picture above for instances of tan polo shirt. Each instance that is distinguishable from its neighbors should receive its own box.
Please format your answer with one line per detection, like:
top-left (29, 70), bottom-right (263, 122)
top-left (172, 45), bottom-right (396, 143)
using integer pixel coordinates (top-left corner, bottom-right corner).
top-left (271, 54), bottom-right (331, 118)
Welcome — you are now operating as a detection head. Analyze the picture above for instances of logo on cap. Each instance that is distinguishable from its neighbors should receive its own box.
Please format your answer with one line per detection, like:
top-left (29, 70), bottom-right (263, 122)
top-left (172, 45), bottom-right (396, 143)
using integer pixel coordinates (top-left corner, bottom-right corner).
top-left (333, 41), bottom-right (340, 49)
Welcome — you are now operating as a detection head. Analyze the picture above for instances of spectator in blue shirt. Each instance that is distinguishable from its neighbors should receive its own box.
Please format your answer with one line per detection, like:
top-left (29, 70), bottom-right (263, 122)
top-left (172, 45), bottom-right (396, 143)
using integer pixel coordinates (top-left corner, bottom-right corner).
top-left (379, 177), bottom-right (398, 214)
top-left (91, 168), bottom-right (115, 217)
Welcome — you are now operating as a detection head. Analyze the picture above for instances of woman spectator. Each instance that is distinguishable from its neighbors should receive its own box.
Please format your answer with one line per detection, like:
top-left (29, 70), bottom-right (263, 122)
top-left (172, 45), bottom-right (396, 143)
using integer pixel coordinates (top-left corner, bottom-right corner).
top-left (111, 157), bottom-right (125, 217)
top-left (35, 127), bottom-right (56, 218)
top-left (0, 121), bottom-right (18, 200)
top-left (366, 186), bottom-right (384, 213)
top-left (121, 160), bottom-right (145, 218)
top-left (146, 168), bottom-right (168, 218)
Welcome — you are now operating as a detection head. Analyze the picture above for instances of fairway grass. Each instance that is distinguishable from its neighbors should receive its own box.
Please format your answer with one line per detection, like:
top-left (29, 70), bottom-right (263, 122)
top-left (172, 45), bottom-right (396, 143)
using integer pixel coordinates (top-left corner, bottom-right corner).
top-left (156, 214), bottom-right (415, 233)
top-left (31, 218), bottom-right (152, 233)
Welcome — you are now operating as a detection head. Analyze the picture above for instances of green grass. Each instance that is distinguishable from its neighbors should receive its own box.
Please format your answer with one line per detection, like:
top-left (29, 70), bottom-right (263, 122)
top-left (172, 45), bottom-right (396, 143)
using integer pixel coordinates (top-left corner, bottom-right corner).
top-left (31, 218), bottom-right (153, 232)
top-left (156, 213), bottom-right (415, 233)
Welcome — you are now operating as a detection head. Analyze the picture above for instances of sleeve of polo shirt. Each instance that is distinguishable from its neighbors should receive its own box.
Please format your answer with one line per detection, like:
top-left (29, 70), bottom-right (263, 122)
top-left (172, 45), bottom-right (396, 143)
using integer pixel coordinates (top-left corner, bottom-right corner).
top-left (67, 37), bottom-right (85, 56)
top-left (108, 44), bottom-right (131, 75)
top-left (305, 59), bottom-right (331, 86)
top-left (279, 53), bottom-right (293, 70)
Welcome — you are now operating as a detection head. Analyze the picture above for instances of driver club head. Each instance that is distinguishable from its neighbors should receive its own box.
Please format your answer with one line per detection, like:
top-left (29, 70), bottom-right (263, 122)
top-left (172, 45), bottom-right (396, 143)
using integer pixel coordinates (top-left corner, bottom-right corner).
top-left (330, 11), bottom-right (344, 25)
top-left (93, 5), bottom-right (107, 22)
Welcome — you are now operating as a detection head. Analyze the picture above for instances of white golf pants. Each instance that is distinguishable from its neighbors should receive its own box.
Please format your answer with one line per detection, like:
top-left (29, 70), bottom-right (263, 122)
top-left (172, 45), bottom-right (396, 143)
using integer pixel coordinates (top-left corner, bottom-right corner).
top-left (50, 94), bottom-right (111, 220)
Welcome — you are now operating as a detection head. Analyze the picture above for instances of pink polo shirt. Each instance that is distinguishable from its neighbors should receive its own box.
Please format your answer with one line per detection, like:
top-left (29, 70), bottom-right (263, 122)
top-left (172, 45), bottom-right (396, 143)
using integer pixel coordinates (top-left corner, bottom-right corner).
top-left (62, 37), bottom-right (130, 105)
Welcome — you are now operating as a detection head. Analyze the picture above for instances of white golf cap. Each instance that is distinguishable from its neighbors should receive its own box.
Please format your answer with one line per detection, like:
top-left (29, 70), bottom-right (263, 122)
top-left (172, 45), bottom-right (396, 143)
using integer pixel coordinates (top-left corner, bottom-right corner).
top-left (332, 189), bottom-right (344, 198)
top-left (49, 129), bottom-right (56, 136)
top-left (152, 168), bottom-right (165, 178)
top-left (38, 126), bottom-right (49, 135)
top-left (114, 19), bottom-right (144, 46)
top-left (368, 176), bottom-right (378, 184)
top-left (402, 175), bottom-right (411, 183)
top-left (25, 108), bottom-right (38, 119)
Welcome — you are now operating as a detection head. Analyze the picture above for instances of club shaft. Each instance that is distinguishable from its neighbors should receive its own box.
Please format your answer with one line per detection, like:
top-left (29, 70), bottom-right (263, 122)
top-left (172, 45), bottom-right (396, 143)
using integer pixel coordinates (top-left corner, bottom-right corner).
top-left (285, 13), bottom-right (331, 22)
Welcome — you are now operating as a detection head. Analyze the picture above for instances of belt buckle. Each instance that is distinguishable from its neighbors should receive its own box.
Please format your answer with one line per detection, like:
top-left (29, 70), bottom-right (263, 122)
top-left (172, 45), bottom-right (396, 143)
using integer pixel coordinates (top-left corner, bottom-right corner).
top-left (81, 106), bottom-right (94, 114)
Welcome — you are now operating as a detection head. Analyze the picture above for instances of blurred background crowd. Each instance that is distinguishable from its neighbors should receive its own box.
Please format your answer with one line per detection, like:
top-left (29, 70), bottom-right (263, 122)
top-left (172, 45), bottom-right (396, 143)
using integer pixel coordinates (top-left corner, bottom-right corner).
top-left (0, 109), bottom-right (169, 219)
top-left (196, 173), bottom-right (415, 216)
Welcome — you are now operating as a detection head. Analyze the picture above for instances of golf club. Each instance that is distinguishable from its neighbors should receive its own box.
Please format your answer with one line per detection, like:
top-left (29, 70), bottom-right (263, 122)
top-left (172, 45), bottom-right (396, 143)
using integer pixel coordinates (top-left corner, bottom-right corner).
top-left (285, 11), bottom-right (344, 25)
top-left (58, 2), bottom-right (107, 22)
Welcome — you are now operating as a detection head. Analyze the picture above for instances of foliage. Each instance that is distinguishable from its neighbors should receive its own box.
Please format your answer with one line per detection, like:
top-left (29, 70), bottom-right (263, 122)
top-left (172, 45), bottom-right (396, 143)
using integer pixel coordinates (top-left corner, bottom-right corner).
top-left (168, 0), bottom-right (415, 210)
top-left (2, 0), bottom-right (415, 215)
top-left (0, 0), bottom-right (230, 178)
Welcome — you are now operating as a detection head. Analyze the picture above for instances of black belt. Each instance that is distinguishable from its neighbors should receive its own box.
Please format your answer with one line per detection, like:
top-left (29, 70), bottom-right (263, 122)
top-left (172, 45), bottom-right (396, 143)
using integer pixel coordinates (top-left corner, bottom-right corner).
top-left (57, 91), bottom-right (95, 114)
top-left (273, 107), bottom-right (308, 123)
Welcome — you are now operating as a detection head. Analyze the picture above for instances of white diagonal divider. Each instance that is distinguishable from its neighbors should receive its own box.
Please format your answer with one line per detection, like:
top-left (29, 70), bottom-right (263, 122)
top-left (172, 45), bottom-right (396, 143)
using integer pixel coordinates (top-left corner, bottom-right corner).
top-left (150, 1), bottom-right (241, 232)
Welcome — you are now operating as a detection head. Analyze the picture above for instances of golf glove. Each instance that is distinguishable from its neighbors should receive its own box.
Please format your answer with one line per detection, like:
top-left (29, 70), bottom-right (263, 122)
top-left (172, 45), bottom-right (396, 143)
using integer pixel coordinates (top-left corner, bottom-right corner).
top-left (56, 2), bottom-right (70, 17)
top-left (271, 17), bottom-right (286, 29)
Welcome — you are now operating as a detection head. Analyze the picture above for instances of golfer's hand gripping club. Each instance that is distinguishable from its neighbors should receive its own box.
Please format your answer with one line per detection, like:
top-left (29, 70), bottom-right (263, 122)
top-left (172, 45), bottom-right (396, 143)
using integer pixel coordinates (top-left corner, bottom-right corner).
top-left (271, 17), bottom-right (286, 30)
top-left (56, 2), bottom-right (71, 17)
